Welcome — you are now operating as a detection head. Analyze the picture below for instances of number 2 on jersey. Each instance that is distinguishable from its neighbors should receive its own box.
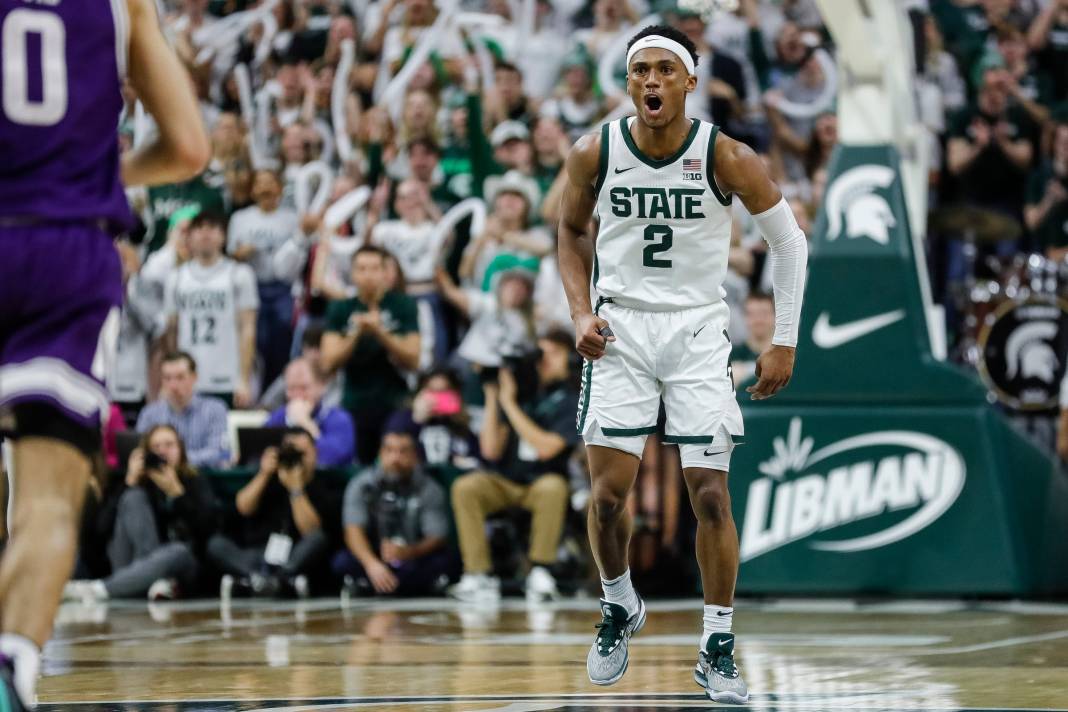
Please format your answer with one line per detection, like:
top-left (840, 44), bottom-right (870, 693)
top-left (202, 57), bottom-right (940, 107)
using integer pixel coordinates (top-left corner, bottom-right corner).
top-left (1, 9), bottom-right (68, 126)
top-left (643, 225), bottom-right (673, 268)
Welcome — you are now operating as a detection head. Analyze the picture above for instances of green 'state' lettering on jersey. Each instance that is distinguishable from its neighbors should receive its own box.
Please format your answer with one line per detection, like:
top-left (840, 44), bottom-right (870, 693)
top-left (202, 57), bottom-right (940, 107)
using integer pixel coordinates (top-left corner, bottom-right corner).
top-left (609, 186), bottom-right (706, 220)
top-left (594, 117), bottom-right (733, 311)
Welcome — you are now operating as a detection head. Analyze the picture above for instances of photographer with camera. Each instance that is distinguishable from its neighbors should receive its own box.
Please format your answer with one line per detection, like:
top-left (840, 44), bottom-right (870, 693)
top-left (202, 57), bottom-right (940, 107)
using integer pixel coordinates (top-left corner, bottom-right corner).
top-left (64, 425), bottom-right (218, 601)
top-left (208, 429), bottom-right (338, 598)
top-left (332, 430), bottom-right (454, 596)
top-left (449, 329), bottom-right (579, 602)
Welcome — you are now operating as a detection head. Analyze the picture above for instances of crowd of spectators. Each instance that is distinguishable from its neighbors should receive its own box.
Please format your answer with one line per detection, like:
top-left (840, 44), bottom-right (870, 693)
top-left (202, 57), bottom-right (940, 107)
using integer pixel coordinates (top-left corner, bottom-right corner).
top-left (56, 0), bottom-right (1068, 601)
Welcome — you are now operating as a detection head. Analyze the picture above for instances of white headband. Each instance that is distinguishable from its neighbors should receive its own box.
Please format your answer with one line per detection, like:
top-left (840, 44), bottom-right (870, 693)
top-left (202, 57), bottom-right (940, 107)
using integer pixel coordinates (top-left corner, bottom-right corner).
top-left (626, 35), bottom-right (696, 77)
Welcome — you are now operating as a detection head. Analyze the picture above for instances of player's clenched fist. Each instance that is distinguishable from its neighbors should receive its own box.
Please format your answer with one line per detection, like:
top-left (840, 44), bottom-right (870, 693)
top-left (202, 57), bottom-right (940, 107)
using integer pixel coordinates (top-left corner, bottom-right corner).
top-left (747, 345), bottom-right (796, 400)
top-left (574, 312), bottom-right (616, 361)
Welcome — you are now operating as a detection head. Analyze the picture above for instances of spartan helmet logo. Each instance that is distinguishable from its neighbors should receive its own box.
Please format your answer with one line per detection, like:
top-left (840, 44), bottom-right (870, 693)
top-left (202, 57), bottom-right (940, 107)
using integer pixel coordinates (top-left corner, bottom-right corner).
top-left (825, 165), bottom-right (897, 245)
top-left (845, 194), bottom-right (896, 245)
top-left (1006, 321), bottom-right (1059, 383)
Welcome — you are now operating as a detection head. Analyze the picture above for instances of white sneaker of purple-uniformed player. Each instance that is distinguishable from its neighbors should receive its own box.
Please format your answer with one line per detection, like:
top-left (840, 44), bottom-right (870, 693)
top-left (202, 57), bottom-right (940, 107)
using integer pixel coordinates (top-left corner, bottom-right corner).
top-left (62, 580), bottom-right (108, 603)
top-left (147, 578), bottom-right (178, 601)
top-left (448, 573), bottom-right (501, 602)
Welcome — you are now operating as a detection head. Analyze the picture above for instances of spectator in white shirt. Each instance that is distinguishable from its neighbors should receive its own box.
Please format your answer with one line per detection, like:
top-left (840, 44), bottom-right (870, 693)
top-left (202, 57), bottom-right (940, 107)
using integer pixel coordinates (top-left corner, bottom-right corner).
top-left (229, 170), bottom-right (302, 388)
top-left (165, 211), bottom-right (259, 407)
top-left (109, 242), bottom-right (157, 424)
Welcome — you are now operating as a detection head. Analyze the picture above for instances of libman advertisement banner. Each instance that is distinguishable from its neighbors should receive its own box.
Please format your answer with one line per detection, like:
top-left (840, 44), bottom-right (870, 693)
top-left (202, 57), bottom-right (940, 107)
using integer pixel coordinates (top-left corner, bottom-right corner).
top-left (727, 143), bottom-right (1068, 595)
top-left (731, 406), bottom-right (1068, 596)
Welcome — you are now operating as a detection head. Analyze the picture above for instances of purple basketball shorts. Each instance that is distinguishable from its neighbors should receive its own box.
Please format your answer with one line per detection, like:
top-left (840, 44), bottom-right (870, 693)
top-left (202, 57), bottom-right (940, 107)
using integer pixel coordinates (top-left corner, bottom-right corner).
top-left (0, 223), bottom-right (122, 430)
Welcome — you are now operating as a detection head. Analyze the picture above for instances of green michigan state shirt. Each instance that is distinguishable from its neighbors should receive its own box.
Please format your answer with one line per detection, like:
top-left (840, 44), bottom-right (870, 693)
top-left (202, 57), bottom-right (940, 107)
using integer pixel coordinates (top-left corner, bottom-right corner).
top-left (325, 291), bottom-right (419, 414)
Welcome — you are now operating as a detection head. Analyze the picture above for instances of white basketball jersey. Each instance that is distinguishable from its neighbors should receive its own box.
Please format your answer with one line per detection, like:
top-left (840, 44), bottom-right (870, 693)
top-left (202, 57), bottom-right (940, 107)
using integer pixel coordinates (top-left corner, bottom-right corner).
top-left (594, 117), bottom-right (733, 311)
top-left (172, 260), bottom-right (246, 393)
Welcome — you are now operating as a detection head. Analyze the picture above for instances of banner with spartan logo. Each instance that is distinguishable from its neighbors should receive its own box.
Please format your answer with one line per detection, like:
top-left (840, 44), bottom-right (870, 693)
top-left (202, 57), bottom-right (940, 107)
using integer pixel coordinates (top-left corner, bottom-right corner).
top-left (731, 146), bottom-right (1068, 595)
top-left (766, 145), bottom-right (987, 405)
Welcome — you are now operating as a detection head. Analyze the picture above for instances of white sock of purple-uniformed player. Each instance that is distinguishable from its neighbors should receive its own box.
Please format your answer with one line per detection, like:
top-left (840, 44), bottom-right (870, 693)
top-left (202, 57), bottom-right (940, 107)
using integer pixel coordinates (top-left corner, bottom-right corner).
top-left (0, 633), bottom-right (40, 705)
top-left (601, 569), bottom-right (640, 618)
top-left (701, 605), bottom-right (734, 650)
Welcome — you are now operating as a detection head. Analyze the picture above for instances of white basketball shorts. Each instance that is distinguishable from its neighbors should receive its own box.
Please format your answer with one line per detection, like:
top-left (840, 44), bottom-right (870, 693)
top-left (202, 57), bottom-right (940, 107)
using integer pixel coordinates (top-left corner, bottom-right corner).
top-left (576, 298), bottom-right (744, 471)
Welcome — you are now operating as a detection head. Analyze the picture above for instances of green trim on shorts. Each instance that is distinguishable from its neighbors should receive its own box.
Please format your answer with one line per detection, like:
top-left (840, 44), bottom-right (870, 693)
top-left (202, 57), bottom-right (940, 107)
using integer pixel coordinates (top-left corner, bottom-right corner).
top-left (602, 425), bottom-right (658, 436)
top-left (576, 299), bottom-right (608, 435)
top-left (576, 359), bottom-right (594, 434)
top-left (662, 434), bottom-right (715, 444)
top-left (663, 434), bottom-right (746, 445)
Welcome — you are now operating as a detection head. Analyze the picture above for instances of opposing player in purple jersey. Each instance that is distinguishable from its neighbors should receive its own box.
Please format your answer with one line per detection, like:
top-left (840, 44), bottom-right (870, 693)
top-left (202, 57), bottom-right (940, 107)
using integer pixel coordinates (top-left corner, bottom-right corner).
top-left (0, 0), bottom-right (209, 707)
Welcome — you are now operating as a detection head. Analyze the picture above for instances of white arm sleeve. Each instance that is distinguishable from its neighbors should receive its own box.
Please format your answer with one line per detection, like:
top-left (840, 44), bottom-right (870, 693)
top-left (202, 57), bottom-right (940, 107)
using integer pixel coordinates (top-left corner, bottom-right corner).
top-left (751, 197), bottom-right (808, 347)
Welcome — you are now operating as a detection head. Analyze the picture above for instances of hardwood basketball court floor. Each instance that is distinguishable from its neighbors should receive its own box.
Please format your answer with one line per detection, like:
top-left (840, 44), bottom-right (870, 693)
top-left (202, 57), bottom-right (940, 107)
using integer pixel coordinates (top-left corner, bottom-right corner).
top-left (36, 597), bottom-right (1068, 711)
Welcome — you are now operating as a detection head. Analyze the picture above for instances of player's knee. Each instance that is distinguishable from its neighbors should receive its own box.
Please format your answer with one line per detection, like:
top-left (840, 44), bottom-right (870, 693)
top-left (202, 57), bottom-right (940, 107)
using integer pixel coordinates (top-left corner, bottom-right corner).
top-left (591, 486), bottom-right (626, 526)
top-left (8, 490), bottom-right (82, 556)
top-left (692, 480), bottom-right (732, 527)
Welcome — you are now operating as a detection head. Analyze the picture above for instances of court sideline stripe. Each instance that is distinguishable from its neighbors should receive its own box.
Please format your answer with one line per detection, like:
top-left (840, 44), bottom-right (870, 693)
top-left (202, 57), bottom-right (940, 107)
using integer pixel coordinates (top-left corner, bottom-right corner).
top-left (910, 628), bottom-right (1068, 655)
top-left (44, 692), bottom-right (1068, 711)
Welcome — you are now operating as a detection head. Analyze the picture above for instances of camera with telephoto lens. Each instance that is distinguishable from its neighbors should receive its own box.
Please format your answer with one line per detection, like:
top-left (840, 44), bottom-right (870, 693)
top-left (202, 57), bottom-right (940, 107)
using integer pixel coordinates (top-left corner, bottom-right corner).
top-left (143, 450), bottom-right (166, 472)
top-left (502, 350), bottom-right (541, 404)
top-left (277, 443), bottom-right (304, 470)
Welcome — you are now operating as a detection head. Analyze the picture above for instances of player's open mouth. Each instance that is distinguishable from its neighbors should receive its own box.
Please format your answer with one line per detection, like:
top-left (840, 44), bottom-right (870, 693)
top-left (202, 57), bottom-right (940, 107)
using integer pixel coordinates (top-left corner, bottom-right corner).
top-left (644, 95), bottom-right (663, 114)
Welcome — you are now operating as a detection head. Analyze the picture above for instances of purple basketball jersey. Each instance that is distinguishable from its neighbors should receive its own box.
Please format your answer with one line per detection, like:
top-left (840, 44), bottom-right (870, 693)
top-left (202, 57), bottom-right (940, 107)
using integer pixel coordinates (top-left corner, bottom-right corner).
top-left (0, 0), bottom-right (133, 231)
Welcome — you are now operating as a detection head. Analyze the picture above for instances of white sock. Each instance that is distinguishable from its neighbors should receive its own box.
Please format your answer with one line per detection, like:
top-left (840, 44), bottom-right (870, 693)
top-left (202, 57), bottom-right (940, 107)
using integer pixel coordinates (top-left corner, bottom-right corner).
top-left (700, 605), bottom-right (733, 650)
top-left (90, 580), bottom-right (108, 600)
top-left (600, 569), bottom-right (640, 617)
top-left (0, 633), bottom-right (40, 707)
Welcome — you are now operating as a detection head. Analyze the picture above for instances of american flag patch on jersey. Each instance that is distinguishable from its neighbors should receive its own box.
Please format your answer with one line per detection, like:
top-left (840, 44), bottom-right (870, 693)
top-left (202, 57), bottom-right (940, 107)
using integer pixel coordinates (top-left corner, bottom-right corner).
top-left (682, 158), bottom-right (703, 180)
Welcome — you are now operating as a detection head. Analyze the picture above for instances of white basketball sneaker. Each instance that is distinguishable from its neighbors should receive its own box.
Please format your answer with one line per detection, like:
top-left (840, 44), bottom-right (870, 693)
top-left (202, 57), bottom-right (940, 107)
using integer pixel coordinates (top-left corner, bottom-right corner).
top-left (447, 573), bottom-right (501, 602)
top-left (525, 566), bottom-right (560, 601)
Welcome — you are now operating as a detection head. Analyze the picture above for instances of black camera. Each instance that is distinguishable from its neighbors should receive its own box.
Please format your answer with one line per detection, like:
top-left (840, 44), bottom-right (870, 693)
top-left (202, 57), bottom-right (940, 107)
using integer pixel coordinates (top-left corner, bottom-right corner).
top-left (377, 488), bottom-right (407, 544)
top-left (277, 443), bottom-right (304, 469)
top-left (503, 351), bottom-right (541, 404)
top-left (143, 450), bottom-right (166, 472)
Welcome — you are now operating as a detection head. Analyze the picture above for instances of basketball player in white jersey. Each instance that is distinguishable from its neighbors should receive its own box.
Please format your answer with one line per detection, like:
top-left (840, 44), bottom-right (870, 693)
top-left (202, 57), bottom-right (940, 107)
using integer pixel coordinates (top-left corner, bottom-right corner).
top-left (558, 26), bottom-right (808, 703)
top-left (165, 211), bottom-right (259, 407)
